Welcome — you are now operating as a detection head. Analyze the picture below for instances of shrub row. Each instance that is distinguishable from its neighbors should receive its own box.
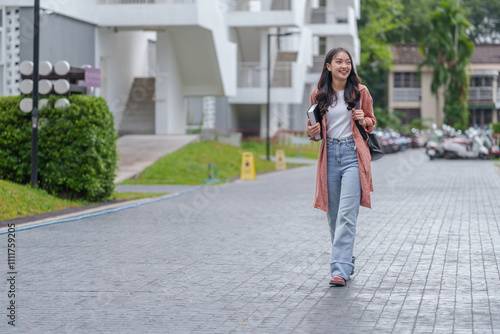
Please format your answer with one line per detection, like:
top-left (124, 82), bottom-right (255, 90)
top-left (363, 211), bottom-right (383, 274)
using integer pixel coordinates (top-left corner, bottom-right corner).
top-left (491, 122), bottom-right (500, 134)
top-left (0, 95), bottom-right (117, 202)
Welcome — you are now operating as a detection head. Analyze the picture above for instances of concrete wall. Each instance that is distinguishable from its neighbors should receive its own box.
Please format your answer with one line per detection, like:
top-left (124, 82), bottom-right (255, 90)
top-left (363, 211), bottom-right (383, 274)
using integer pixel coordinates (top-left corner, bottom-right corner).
top-left (155, 30), bottom-right (185, 134)
top-left (19, 7), bottom-right (95, 67)
top-left (97, 28), bottom-right (155, 127)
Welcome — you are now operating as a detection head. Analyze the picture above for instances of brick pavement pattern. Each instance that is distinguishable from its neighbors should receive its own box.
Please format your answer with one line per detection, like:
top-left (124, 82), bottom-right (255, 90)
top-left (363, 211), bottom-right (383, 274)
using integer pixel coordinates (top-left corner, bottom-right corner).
top-left (1, 149), bottom-right (500, 333)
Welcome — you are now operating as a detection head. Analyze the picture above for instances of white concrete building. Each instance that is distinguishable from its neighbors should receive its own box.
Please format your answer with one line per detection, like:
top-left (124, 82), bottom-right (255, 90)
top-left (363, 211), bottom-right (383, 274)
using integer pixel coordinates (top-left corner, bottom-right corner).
top-left (0, 0), bottom-right (360, 137)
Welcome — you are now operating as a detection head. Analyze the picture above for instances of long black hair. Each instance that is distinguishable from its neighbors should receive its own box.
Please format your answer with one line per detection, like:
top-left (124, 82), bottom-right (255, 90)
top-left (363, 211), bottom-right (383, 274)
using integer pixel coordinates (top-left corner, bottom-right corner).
top-left (315, 47), bottom-right (360, 118)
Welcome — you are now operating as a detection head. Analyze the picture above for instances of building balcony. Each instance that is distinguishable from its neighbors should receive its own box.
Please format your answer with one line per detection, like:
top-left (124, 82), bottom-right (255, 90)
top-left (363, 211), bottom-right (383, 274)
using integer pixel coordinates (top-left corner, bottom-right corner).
top-left (96, 0), bottom-right (198, 26)
top-left (307, 5), bottom-right (357, 36)
top-left (232, 61), bottom-right (301, 104)
top-left (98, 0), bottom-right (194, 3)
top-left (96, 0), bottom-right (236, 97)
top-left (237, 62), bottom-right (262, 88)
top-left (393, 88), bottom-right (421, 101)
top-left (225, 0), bottom-right (304, 27)
top-left (227, 0), bottom-right (292, 11)
top-left (469, 87), bottom-right (494, 102)
top-left (496, 88), bottom-right (500, 109)
top-left (237, 61), bottom-right (293, 88)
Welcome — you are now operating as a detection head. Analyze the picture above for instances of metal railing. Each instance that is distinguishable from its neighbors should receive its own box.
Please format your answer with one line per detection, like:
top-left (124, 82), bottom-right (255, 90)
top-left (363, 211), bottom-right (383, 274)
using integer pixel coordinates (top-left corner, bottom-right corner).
top-left (393, 88), bottom-right (421, 101)
top-left (309, 7), bottom-right (326, 23)
top-left (237, 62), bottom-right (262, 88)
top-left (272, 62), bottom-right (292, 87)
top-left (237, 62), bottom-right (293, 88)
top-left (98, 0), bottom-right (194, 4)
top-left (469, 87), bottom-right (493, 101)
top-left (227, 0), bottom-right (291, 11)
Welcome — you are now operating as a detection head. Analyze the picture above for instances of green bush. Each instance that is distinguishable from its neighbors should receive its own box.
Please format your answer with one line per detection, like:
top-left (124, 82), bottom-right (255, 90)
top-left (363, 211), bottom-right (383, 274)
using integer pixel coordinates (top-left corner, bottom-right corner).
top-left (0, 95), bottom-right (117, 202)
top-left (491, 122), bottom-right (500, 134)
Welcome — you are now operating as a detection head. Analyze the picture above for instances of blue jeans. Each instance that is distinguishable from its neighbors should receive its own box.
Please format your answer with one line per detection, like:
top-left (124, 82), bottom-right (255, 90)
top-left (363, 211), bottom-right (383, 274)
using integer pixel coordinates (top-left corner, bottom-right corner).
top-left (326, 136), bottom-right (361, 280)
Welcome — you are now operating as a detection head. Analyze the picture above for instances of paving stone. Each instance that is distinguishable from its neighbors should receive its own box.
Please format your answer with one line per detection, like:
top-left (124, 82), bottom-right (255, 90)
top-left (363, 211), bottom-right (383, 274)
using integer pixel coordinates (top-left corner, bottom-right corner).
top-left (1, 149), bottom-right (500, 333)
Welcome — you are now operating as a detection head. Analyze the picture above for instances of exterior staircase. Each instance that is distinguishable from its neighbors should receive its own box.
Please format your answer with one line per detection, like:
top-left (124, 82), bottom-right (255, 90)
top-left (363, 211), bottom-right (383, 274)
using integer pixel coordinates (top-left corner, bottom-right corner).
top-left (118, 77), bottom-right (155, 135)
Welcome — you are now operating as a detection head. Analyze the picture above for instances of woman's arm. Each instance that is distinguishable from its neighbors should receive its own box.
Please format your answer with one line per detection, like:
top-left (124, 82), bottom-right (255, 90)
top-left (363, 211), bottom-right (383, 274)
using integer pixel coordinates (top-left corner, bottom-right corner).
top-left (360, 89), bottom-right (376, 133)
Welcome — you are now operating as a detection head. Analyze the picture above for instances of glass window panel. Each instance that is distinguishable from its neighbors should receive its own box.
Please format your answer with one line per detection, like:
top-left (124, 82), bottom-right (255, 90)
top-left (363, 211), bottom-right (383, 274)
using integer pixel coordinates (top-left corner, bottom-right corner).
top-left (412, 74), bottom-right (420, 88)
top-left (403, 73), bottom-right (411, 87)
top-left (319, 37), bottom-right (326, 55)
top-left (484, 109), bottom-right (493, 124)
top-left (394, 73), bottom-right (402, 88)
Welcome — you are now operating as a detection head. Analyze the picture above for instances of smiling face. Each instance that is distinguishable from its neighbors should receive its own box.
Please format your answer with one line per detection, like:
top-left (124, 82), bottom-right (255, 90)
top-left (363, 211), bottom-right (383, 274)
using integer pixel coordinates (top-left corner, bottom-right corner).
top-left (326, 51), bottom-right (352, 85)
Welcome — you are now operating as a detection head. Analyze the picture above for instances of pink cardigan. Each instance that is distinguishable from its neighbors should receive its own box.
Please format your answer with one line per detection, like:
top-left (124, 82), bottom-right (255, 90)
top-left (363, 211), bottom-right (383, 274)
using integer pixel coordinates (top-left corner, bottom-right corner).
top-left (311, 84), bottom-right (376, 211)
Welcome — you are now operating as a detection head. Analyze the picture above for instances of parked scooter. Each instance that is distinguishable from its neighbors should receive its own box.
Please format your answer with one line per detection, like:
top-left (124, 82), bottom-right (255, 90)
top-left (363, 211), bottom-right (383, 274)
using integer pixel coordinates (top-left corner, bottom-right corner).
top-left (426, 128), bottom-right (444, 160)
top-left (442, 128), bottom-right (490, 159)
top-left (485, 131), bottom-right (500, 158)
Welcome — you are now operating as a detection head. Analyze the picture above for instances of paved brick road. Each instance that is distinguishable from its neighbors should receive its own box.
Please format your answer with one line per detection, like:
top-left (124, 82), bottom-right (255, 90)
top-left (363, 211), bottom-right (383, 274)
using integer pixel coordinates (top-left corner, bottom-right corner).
top-left (1, 149), bottom-right (500, 333)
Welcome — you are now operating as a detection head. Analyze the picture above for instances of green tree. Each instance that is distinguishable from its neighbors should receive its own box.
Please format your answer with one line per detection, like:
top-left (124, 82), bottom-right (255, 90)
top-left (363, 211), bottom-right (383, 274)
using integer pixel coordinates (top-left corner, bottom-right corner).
top-left (418, 1), bottom-right (474, 130)
top-left (374, 107), bottom-right (404, 130)
top-left (357, 0), bottom-right (404, 108)
top-left (386, 0), bottom-right (436, 43)
top-left (463, 0), bottom-right (500, 43)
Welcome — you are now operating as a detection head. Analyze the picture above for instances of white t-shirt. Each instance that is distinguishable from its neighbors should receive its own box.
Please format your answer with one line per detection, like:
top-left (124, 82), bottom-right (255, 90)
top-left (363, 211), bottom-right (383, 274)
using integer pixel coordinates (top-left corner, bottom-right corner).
top-left (326, 91), bottom-right (352, 139)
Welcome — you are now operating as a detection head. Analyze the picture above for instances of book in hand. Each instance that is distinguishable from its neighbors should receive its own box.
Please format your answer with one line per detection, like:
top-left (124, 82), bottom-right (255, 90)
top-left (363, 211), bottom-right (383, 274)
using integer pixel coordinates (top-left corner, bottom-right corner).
top-left (306, 104), bottom-right (322, 140)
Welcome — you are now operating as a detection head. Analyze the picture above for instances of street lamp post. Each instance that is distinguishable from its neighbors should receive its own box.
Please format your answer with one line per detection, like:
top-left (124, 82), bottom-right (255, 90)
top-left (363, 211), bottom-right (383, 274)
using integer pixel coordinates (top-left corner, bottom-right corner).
top-left (31, 0), bottom-right (40, 187)
top-left (266, 31), bottom-right (299, 161)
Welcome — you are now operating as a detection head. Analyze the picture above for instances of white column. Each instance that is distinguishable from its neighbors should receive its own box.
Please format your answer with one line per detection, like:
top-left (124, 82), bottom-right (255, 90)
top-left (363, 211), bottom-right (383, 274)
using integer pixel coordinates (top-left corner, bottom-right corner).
top-left (326, 0), bottom-right (336, 24)
top-left (155, 31), bottom-right (185, 134)
top-left (202, 96), bottom-right (216, 130)
top-left (260, 103), bottom-right (281, 138)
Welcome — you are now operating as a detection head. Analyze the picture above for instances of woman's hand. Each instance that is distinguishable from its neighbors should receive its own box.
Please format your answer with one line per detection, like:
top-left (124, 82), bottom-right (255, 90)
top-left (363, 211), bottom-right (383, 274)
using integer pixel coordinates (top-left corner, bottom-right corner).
top-left (352, 108), bottom-right (367, 127)
top-left (306, 119), bottom-right (321, 141)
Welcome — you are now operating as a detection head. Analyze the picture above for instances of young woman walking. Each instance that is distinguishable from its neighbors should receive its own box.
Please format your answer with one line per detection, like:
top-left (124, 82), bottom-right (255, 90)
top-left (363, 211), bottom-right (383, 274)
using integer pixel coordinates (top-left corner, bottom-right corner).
top-left (305, 47), bottom-right (376, 287)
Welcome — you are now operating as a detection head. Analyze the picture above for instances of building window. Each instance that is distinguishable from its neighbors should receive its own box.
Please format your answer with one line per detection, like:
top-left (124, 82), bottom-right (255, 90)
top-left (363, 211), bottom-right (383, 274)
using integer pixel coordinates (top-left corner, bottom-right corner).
top-left (469, 109), bottom-right (493, 126)
top-left (337, 18), bottom-right (348, 24)
top-left (310, 0), bottom-right (326, 8)
top-left (394, 72), bottom-right (420, 88)
top-left (318, 36), bottom-right (326, 55)
top-left (470, 76), bottom-right (494, 87)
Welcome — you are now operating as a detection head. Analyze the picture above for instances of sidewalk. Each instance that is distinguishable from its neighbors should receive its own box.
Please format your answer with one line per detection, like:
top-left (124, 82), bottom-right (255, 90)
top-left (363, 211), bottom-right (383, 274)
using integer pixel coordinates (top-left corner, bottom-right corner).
top-left (115, 134), bottom-right (199, 183)
top-left (1, 149), bottom-right (500, 333)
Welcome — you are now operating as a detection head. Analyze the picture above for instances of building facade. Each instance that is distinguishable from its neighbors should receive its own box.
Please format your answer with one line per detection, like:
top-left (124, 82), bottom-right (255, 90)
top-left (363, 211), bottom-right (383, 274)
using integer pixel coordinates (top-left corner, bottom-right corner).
top-left (0, 0), bottom-right (360, 137)
top-left (389, 44), bottom-right (500, 128)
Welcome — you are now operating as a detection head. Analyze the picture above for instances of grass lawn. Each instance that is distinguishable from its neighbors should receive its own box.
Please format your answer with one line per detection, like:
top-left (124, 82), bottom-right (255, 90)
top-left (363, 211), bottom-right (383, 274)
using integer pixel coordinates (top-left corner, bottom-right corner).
top-left (242, 141), bottom-right (319, 160)
top-left (0, 179), bottom-right (167, 221)
top-left (122, 140), bottom-right (312, 185)
top-left (0, 179), bottom-right (89, 221)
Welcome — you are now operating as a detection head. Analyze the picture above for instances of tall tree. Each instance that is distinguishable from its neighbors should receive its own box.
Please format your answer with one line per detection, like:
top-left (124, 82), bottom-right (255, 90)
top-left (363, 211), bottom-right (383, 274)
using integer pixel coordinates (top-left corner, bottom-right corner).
top-left (357, 0), bottom-right (404, 108)
top-left (419, 1), bottom-right (474, 130)
top-left (385, 0), bottom-right (436, 44)
top-left (463, 0), bottom-right (500, 43)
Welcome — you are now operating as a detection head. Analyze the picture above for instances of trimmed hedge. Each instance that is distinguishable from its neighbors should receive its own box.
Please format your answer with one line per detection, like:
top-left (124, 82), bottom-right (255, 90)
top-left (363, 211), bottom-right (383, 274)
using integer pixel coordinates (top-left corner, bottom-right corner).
top-left (492, 122), bottom-right (500, 134)
top-left (0, 95), bottom-right (118, 202)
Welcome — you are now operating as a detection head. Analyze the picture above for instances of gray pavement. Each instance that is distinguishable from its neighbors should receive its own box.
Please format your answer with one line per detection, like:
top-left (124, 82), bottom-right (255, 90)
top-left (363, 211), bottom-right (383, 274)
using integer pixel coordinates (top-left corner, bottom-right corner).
top-left (115, 135), bottom-right (199, 183)
top-left (2, 149), bottom-right (500, 333)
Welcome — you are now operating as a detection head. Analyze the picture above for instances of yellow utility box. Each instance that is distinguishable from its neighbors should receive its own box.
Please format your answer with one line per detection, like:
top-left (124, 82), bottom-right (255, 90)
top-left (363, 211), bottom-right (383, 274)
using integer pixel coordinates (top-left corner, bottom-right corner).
top-left (275, 149), bottom-right (286, 170)
top-left (241, 152), bottom-right (256, 180)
